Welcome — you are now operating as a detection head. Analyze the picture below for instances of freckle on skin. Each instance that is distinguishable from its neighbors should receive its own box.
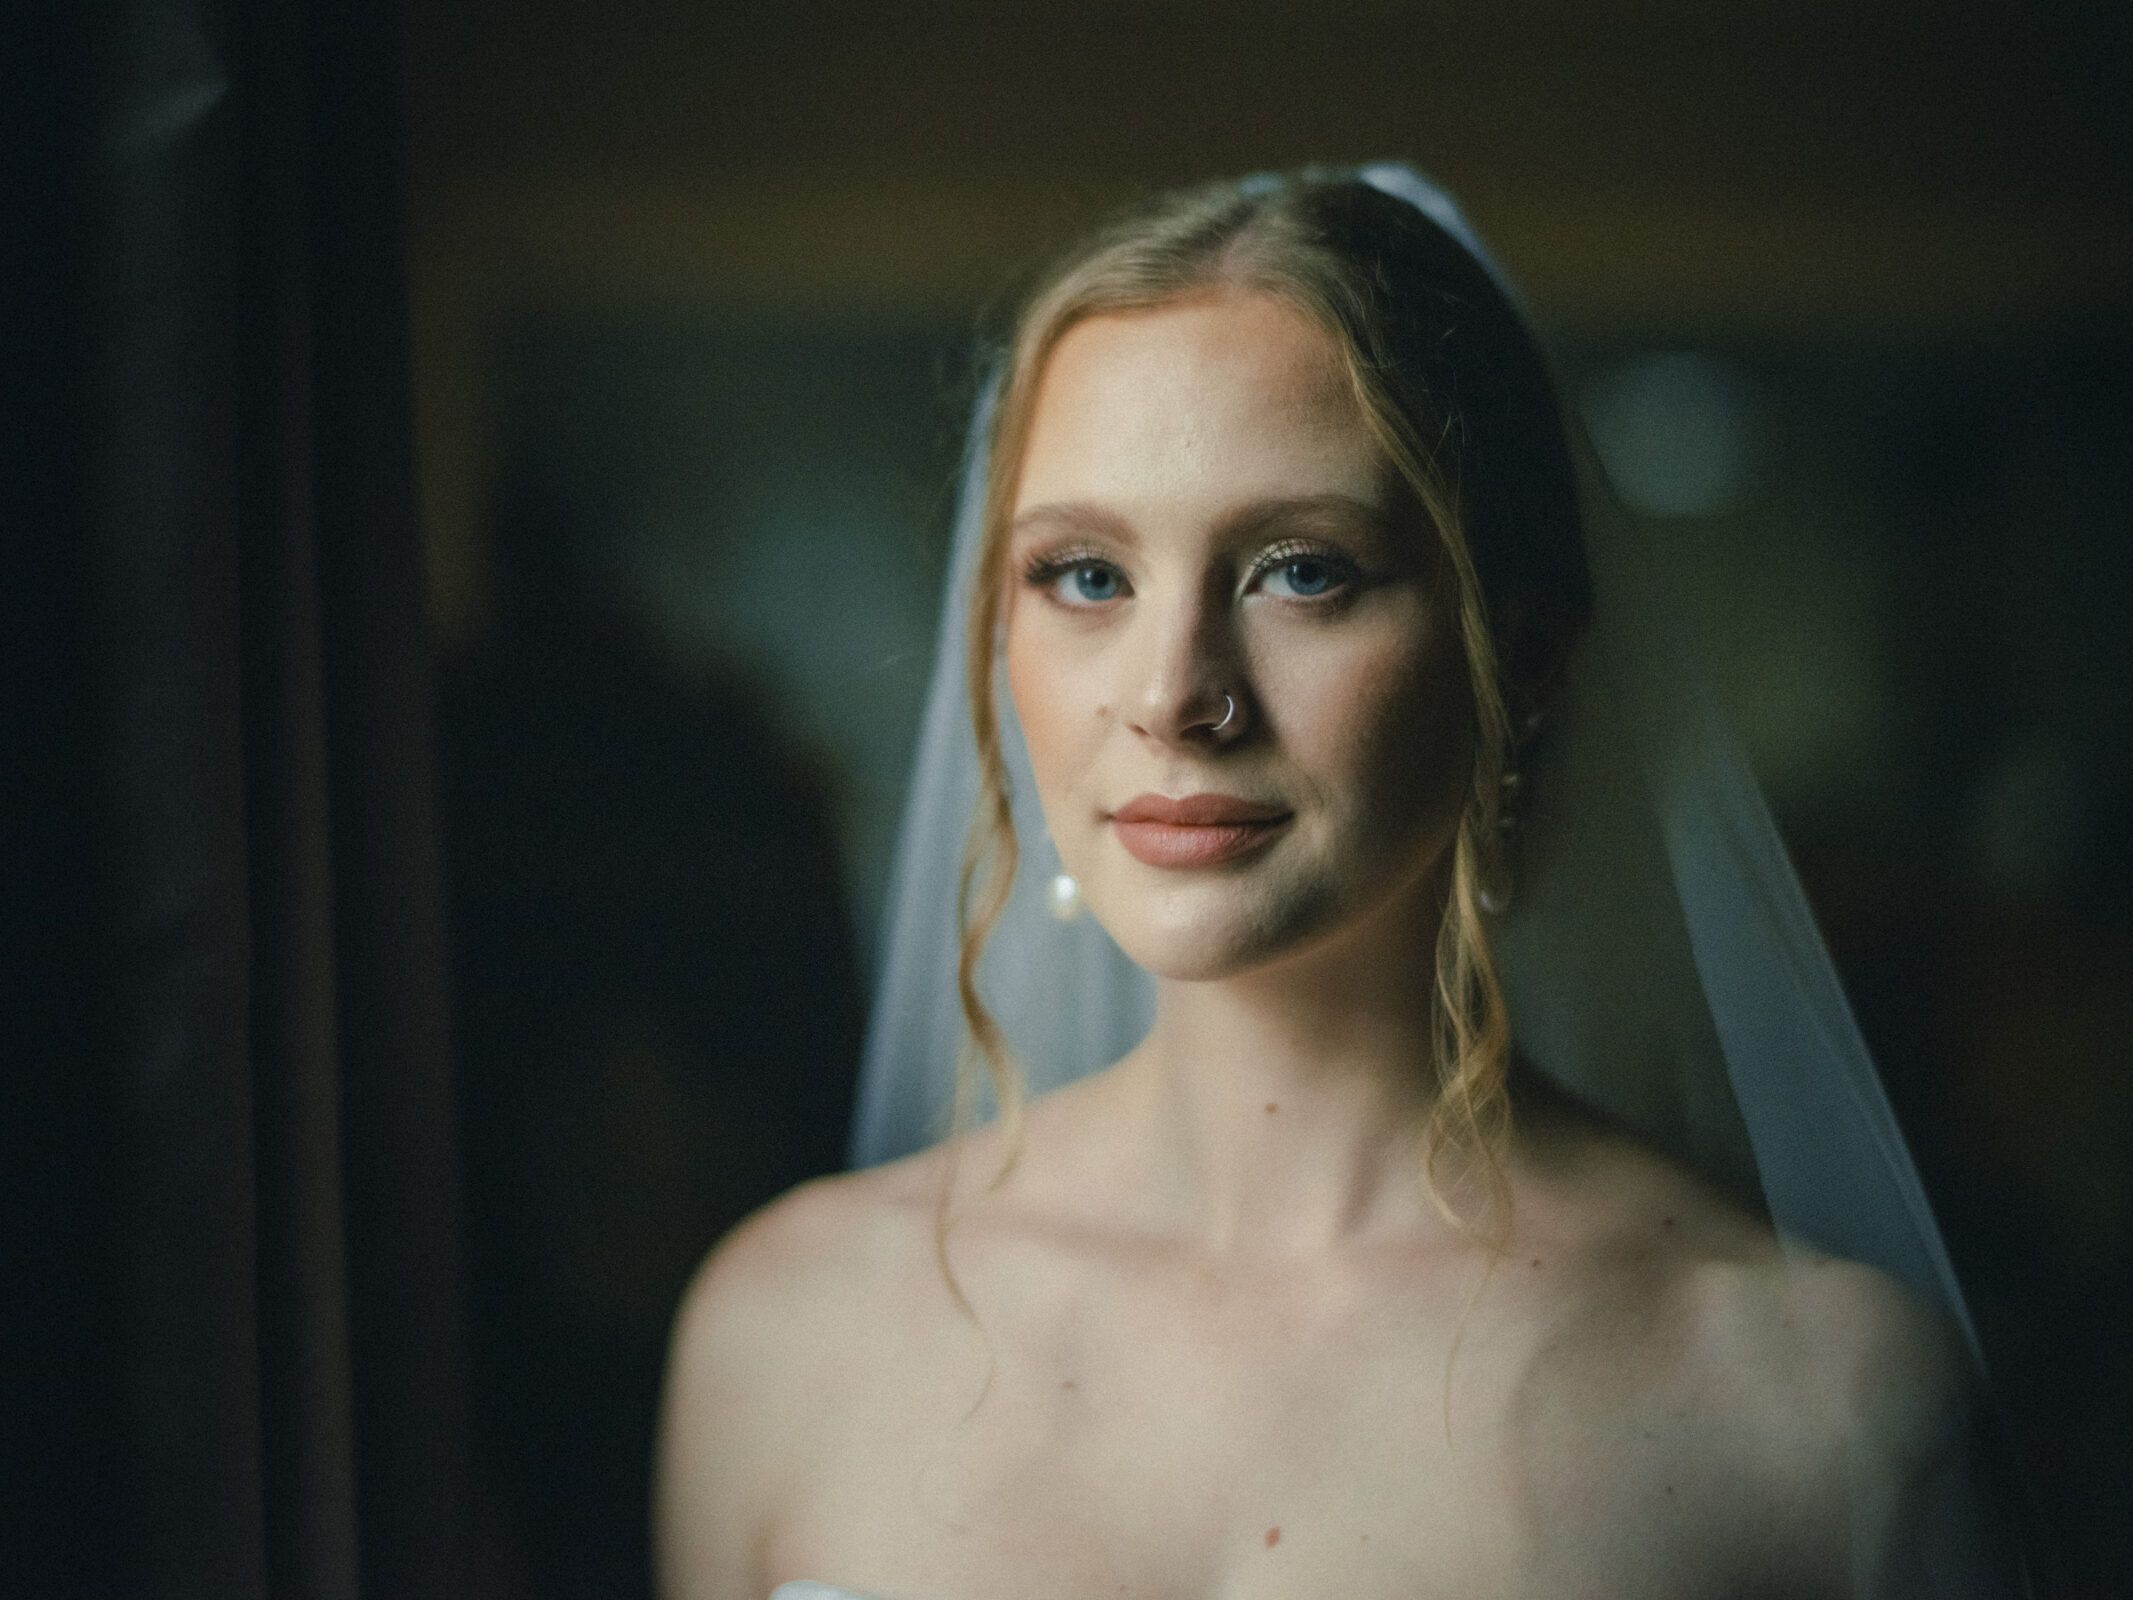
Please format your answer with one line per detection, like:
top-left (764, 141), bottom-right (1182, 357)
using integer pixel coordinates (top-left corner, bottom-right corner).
top-left (1061, 1379), bottom-right (1076, 1390)
top-left (1529, 1258), bottom-right (1541, 1268)
top-left (1265, 1102), bottom-right (1278, 1114)
top-left (1265, 1527), bottom-right (1281, 1548)
top-left (1662, 1216), bottom-right (1676, 1228)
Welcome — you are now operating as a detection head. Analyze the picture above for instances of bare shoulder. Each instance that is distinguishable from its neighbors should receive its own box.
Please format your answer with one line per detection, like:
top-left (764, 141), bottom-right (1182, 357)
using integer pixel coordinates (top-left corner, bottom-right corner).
top-left (1757, 1240), bottom-right (1972, 1435)
top-left (653, 1155), bottom-right (950, 1600)
top-left (673, 1155), bottom-right (943, 1362)
top-left (1696, 1230), bottom-right (2016, 1594)
top-left (1554, 1105), bottom-right (1970, 1434)
top-left (1513, 1099), bottom-right (2006, 1592)
top-left (1601, 1133), bottom-right (1977, 1471)
top-left (1516, 1089), bottom-right (1967, 1405)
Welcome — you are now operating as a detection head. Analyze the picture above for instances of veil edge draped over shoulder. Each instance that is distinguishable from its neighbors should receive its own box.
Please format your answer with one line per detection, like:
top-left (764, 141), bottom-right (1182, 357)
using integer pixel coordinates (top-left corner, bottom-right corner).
top-left (848, 163), bottom-right (1980, 1364)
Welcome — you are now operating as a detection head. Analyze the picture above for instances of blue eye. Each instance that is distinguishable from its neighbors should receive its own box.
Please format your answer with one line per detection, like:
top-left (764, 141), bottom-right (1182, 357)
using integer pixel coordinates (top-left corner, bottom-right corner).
top-left (1022, 551), bottom-right (1131, 607)
top-left (1261, 556), bottom-right (1343, 598)
top-left (1065, 564), bottom-right (1123, 603)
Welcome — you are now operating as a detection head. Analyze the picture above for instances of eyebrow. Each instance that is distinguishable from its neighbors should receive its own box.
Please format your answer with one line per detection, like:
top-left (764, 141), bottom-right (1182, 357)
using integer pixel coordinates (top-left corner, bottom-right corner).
top-left (1010, 493), bottom-right (1390, 544)
top-left (1008, 502), bottom-right (1135, 548)
top-left (1223, 493), bottom-right (1393, 541)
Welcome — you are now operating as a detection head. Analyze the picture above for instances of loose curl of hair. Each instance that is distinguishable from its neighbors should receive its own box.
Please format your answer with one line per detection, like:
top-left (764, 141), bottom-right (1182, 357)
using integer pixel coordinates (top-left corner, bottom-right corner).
top-left (954, 169), bottom-right (1591, 1228)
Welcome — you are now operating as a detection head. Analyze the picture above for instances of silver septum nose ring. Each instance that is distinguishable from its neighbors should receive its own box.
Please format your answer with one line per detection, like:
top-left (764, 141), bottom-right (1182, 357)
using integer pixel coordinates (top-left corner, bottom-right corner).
top-left (1211, 694), bottom-right (1237, 734)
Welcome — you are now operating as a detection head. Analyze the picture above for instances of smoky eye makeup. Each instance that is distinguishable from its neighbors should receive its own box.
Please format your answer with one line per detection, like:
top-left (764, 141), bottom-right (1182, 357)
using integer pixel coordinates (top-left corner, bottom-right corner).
top-left (1246, 537), bottom-right (1365, 601)
top-left (1231, 492), bottom-right (1409, 560)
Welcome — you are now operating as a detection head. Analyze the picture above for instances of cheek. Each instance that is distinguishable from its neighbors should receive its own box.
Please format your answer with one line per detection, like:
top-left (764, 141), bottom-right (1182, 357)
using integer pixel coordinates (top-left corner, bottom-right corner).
top-left (1273, 621), bottom-right (1473, 846)
top-left (1004, 599), bottom-right (1093, 805)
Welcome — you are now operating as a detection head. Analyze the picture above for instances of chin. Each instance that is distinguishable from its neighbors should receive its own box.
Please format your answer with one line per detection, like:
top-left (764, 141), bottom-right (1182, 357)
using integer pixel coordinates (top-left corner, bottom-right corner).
top-left (1087, 863), bottom-right (1356, 983)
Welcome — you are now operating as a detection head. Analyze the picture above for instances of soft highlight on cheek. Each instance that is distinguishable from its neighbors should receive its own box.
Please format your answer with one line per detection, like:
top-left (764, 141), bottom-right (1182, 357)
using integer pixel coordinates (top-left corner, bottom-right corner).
top-left (1003, 583), bottom-right (1100, 866)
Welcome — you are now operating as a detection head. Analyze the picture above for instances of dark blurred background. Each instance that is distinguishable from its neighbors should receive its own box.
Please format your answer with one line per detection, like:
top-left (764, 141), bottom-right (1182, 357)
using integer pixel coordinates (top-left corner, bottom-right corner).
top-left (5, 0), bottom-right (2125, 1596)
top-left (400, 3), bottom-right (2131, 1595)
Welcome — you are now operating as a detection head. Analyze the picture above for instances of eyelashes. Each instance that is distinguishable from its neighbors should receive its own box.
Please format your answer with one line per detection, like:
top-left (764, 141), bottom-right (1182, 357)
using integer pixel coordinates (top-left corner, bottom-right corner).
top-left (1020, 546), bottom-right (1110, 586)
top-left (1020, 539), bottom-right (1363, 606)
top-left (1247, 539), bottom-right (1360, 599)
top-left (1021, 547), bottom-right (1128, 606)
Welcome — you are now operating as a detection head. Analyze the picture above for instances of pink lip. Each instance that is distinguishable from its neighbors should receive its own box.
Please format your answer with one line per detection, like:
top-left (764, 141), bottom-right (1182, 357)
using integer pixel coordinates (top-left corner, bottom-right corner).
top-left (1109, 792), bottom-right (1293, 868)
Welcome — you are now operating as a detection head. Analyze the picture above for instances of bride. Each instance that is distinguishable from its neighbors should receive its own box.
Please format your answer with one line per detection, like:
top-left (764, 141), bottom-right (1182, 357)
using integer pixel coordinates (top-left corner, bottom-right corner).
top-left (654, 168), bottom-right (2020, 1599)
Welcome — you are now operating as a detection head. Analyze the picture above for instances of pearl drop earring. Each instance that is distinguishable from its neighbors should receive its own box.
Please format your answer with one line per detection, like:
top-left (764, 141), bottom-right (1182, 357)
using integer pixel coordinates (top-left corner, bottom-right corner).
top-left (1049, 871), bottom-right (1083, 921)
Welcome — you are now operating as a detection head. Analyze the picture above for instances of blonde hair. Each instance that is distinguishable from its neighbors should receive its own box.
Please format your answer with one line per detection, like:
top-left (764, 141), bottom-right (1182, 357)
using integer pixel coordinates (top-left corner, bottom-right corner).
top-left (953, 171), bottom-right (1590, 1226)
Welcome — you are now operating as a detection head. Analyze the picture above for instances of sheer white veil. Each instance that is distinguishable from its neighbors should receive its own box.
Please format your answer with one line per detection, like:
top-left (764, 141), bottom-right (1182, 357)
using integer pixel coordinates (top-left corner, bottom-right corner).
top-left (850, 163), bottom-right (1979, 1361)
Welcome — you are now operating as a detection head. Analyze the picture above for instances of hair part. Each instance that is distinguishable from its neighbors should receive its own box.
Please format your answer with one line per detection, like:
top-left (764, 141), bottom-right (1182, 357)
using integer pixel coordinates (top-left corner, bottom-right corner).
top-left (953, 169), bottom-right (1591, 1235)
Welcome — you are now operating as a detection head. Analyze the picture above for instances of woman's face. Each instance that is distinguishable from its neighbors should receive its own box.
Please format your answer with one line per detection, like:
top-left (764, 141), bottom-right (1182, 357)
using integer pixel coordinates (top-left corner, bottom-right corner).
top-left (1004, 291), bottom-right (1475, 982)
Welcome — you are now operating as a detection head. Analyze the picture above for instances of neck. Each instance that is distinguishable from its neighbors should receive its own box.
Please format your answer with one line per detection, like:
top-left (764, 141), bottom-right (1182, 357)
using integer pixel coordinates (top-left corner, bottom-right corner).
top-left (1116, 873), bottom-right (1457, 1257)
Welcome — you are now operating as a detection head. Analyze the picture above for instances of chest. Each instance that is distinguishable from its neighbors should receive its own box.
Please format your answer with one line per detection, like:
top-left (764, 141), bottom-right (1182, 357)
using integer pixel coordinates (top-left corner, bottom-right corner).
top-left (762, 1271), bottom-right (1808, 1600)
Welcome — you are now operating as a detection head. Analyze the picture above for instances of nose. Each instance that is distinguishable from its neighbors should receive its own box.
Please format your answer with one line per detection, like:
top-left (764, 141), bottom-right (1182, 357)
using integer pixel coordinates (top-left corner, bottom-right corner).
top-left (1123, 577), bottom-right (1250, 749)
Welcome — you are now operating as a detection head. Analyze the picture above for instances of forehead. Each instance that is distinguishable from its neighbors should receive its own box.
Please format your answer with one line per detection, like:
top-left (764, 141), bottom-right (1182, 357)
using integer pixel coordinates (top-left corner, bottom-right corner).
top-left (1012, 292), bottom-right (1385, 519)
